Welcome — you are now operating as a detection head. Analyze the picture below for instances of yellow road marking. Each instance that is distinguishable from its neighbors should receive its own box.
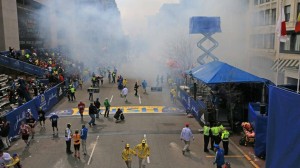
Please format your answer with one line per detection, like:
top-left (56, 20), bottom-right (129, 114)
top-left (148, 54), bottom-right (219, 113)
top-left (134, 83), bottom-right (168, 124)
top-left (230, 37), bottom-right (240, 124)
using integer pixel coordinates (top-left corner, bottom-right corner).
top-left (250, 161), bottom-right (260, 168)
top-left (244, 154), bottom-right (251, 161)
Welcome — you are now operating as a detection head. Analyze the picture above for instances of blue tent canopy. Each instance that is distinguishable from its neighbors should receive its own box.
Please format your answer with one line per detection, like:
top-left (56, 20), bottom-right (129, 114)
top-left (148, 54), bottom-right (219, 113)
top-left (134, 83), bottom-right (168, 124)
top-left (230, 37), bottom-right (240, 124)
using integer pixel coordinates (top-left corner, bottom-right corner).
top-left (186, 61), bottom-right (265, 84)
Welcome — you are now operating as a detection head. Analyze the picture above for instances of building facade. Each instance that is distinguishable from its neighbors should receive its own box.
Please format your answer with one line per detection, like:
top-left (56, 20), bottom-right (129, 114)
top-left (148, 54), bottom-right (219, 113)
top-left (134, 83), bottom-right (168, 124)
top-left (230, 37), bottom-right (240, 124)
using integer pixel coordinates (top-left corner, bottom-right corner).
top-left (250, 0), bottom-right (300, 85)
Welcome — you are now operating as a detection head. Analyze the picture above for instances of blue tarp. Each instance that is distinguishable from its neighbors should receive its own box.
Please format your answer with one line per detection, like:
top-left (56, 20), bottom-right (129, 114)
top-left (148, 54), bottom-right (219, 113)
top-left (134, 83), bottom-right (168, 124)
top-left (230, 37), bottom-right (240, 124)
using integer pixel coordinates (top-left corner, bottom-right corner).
top-left (266, 86), bottom-right (300, 168)
top-left (189, 16), bottom-right (221, 34)
top-left (186, 61), bottom-right (265, 84)
top-left (248, 103), bottom-right (267, 159)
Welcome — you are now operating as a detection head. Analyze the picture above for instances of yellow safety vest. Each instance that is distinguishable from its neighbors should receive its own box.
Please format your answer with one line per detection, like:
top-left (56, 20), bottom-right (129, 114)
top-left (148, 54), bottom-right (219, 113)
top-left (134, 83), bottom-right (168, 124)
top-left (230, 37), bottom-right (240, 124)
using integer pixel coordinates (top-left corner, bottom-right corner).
top-left (221, 130), bottom-right (230, 141)
top-left (203, 126), bottom-right (210, 136)
top-left (211, 127), bottom-right (220, 136)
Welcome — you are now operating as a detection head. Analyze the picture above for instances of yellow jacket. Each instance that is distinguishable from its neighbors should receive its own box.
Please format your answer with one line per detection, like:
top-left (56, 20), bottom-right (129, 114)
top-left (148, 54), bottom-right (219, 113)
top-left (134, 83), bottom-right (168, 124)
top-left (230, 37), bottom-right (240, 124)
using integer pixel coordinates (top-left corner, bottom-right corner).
top-left (134, 143), bottom-right (150, 159)
top-left (6, 156), bottom-right (20, 167)
top-left (122, 148), bottom-right (136, 161)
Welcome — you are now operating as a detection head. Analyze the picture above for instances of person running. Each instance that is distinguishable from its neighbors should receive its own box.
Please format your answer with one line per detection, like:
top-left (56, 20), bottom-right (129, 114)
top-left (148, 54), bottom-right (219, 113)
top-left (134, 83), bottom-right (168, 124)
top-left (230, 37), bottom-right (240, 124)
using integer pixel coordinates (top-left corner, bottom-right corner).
top-left (65, 123), bottom-right (73, 154)
top-left (121, 87), bottom-right (128, 102)
top-left (38, 107), bottom-right (46, 127)
top-left (78, 101), bottom-right (85, 120)
top-left (134, 139), bottom-right (150, 168)
top-left (122, 143), bottom-right (136, 168)
top-left (72, 130), bottom-right (81, 159)
top-left (104, 98), bottom-right (110, 118)
top-left (18, 121), bottom-right (31, 146)
top-left (80, 125), bottom-right (88, 156)
top-left (27, 114), bottom-right (36, 139)
top-left (49, 113), bottom-right (59, 135)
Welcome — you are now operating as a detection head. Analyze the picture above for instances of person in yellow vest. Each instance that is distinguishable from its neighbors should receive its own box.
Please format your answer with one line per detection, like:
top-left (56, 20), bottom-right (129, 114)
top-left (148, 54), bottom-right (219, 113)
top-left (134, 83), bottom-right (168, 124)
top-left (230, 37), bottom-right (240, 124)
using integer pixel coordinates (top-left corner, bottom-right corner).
top-left (72, 129), bottom-right (81, 159)
top-left (122, 143), bottom-right (136, 168)
top-left (70, 86), bottom-right (76, 101)
top-left (123, 79), bottom-right (127, 87)
top-left (134, 139), bottom-right (150, 168)
top-left (203, 122), bottom-right (211, 152)
top-left (210, 123), bottom-right (220, 150)
top-left (221, 128), bottom-right (230, 155)
top-left (218, 122), bottom-right (224, 136)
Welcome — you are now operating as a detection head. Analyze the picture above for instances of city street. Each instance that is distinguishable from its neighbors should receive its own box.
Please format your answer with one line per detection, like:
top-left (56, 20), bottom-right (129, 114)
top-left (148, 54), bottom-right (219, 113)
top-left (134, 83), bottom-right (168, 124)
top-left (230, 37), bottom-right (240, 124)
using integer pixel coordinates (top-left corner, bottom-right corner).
top-left (7, 79), bottom-right (254, 168)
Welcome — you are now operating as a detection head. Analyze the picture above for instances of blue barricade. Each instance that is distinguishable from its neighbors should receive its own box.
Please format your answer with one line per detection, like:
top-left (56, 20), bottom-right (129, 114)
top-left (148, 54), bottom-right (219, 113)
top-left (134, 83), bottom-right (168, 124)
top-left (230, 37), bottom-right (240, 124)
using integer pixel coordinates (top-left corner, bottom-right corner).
top-left (0, 55), bottom-right (46, 77)
top-left (4, 82), bottom-right (65, 141)
top-left (178, 89), bottom-right (206, 122)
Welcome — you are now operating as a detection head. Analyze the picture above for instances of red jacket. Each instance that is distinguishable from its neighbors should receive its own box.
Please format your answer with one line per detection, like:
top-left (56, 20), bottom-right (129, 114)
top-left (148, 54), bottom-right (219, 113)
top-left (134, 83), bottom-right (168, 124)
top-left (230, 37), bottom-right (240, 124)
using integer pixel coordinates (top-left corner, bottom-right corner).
top-left (78, 102), bottom-right (85, 113)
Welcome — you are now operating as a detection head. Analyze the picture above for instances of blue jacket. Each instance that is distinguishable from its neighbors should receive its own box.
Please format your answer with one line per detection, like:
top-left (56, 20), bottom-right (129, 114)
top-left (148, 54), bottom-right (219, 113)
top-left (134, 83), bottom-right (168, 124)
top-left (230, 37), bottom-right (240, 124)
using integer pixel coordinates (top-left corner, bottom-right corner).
top-left (215, 148), bottom-right (225, 166)
top-left (80, 127), bottom-right (88, 140)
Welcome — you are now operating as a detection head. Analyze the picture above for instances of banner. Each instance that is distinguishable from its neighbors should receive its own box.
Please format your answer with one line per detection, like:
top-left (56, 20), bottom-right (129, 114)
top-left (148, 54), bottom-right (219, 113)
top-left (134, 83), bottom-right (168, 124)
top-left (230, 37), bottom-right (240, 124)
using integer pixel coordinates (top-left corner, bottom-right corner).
top-left (0, 55), bottom-right (46, 77)
top-left (177, 89), bottom-right (206, 122)
top-left (4, 82), bottom-right (64, 141)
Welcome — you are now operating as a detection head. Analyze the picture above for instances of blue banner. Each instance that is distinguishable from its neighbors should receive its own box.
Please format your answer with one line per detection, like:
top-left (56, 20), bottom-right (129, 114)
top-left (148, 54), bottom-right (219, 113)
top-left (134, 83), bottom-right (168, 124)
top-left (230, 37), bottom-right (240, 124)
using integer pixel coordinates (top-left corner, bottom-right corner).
top-left (178, 89), bottom-right (206, 122)
top-left (0, 55), bottom-right (46, 77)
top-left (4, 82), bottom-right (64, 141)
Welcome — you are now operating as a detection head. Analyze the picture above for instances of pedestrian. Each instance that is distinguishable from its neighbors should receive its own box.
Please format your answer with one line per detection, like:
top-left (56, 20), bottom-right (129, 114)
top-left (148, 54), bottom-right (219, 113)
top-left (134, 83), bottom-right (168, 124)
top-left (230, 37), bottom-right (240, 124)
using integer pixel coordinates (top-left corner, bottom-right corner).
top-left (79, 78), bottom-right (83, 90)
top-left (104, 98), bottom-right (110, 118)
top-left (213, 144), bottom-right (225, 168)
top-left (27, 114), bottom-right (36, 139)
top-left (0, 150), bottom-right (12, 167)
top-left (94, 98), bottom-right (101, 118)
top-left (88, 88), bottom-right (94, 101)
top-left (18, 121), bottom-right (31, 146)
top-left (121, 87), bottom-right (128, 102)
top-left (134, 139), bottom-right (150, 168)
top-left (38, 107), bottom-right (46, 127)
top-left (141, 80), bottom-right (147, 94)
top-left (70, 86), bottom-right (76, 101)
top-left (25, 109), bottom-right (32, 123)
top-left (80, 124), bottom-right (88, 156)
top-left (65, 123), bottom-right (73, 154)
top-left (134, 82), bottom-right (139, 96)
top-left (170, 88), bottom-right (177, 104)
top-left (72, 130), bottom-right (81, 159)
top-left (5, 153), bottom-right (22, 168)
top-left (180, 123), bottom-right (194, 155)
top-left (88, 103), bottom-right (97, 127)
top-left (221, 128), bottom-right (230, 155)
top-left (108, 71), bottom-right (111, 83)
top-left (123, 79), bottom-right (127, 87)
top-left (0, 120), bottom-right (10, 150)
top-left (203, 122), bottom-right (211, 152)
top-left (112, 71), bottom-right (116, 83)
top-left (78, 101), bottom-right (85, 120)
top-left (122, 143), bottom-right (136, 168)
top-left (49, 113), bottom-right (59, 135)
top-left (114, 108), bottom-right (125, 123)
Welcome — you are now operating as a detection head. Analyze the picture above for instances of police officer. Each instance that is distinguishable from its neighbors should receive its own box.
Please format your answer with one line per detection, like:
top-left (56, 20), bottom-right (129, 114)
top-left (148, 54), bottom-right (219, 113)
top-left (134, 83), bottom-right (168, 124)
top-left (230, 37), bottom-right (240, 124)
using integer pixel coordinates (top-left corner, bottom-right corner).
top-left (203, 122), bottom-right (211, 152)
top-left (210, 123), bottom-right (220, 150)
top-left (221, 128), bottom-right (230, 155)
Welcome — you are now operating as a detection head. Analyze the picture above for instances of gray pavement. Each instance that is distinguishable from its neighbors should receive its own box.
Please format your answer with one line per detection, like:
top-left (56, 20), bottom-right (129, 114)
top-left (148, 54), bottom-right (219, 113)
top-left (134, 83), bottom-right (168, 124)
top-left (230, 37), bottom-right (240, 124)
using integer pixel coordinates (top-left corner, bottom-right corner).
top-left (7, 78), bottom-right (255, 168)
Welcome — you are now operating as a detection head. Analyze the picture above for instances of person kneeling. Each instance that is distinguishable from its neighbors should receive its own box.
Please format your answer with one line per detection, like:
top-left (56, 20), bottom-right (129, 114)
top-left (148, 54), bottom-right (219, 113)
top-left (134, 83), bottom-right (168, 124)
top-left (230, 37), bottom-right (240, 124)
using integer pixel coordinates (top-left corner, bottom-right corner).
top-left (114, 108), bottom-right (125, 123)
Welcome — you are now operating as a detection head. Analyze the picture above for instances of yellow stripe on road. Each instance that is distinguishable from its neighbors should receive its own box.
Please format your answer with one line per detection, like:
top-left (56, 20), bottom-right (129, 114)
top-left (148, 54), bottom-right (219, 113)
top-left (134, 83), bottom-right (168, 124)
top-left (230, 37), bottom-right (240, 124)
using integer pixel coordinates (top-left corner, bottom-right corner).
top-left (72, 106), bottom-right (165, 115)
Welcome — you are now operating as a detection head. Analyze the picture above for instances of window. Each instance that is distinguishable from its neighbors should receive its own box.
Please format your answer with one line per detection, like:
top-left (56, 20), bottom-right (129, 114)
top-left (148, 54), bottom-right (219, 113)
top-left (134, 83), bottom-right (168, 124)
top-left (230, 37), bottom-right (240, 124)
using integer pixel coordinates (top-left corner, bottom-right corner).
top-left (271, 8), bottom-right (276, 25)
top-left (259, 11), bottom-right (264, 25)
top-left (254, 0), bottom-right (258, 5)
top-left (295, 34), bottom-right (300, 51)
top-left (260, 0), bottom-right (265, 4)
top-left (265, 9), bottom-right (270, 25)
top-left (270, 33), bottom-right (275, 49)
top-left (266, 0), bottom-right (270, 2)
top-left (283, 35), bottom-right (291, 50)
top-left (285, 5), bottom-right (291, 22)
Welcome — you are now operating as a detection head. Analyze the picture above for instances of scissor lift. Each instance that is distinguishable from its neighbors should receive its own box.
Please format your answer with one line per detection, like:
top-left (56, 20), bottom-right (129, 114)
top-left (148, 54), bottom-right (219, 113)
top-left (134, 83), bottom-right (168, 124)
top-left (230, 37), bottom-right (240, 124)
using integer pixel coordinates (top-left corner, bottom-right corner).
top-left (189, 17), bottom-right (221, 65)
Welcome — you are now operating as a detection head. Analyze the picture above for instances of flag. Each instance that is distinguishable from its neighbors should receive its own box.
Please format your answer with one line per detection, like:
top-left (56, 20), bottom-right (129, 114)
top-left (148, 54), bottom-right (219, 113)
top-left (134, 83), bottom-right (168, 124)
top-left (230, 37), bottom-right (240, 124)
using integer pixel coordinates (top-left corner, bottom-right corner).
top-left (276, 7), bottom-right (287, 42)
top-left (295, 13), bottom-right (300, 32)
